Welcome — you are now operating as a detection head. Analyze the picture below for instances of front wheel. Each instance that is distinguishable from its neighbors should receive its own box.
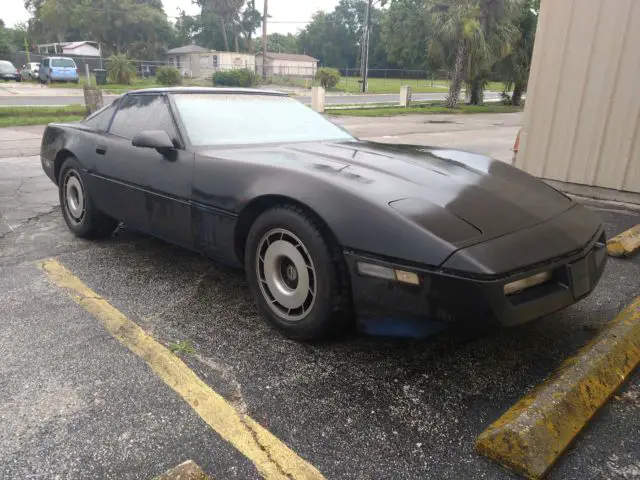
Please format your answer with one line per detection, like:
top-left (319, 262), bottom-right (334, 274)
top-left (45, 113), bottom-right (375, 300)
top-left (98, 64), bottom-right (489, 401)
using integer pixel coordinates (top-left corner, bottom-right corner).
top-left (245, 205), bottom-right (350, 341)
top-left (59, 156), bottom-right (118, 238)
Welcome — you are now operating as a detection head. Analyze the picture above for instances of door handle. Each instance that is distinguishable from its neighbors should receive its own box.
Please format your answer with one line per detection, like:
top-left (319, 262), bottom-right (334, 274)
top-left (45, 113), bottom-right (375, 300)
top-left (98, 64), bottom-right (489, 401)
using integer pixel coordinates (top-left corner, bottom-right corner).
top-left (95, 145), bottom-right (107, 155)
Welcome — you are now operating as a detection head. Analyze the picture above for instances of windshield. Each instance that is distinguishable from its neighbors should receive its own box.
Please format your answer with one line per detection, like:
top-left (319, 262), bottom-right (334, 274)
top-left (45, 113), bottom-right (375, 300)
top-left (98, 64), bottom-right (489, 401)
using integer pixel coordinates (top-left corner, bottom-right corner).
top-left (52, 58), bottom-right (76, 68)
top-left (0, 61), bottom-right (16, 73)
top-left (172, 93), bottom-right (353, 146)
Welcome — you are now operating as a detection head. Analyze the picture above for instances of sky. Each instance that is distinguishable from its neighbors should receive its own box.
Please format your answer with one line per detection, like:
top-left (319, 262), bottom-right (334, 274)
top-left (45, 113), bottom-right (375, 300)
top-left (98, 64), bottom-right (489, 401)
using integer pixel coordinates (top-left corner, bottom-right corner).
top-left (3, 0), bottom-right (341, 35)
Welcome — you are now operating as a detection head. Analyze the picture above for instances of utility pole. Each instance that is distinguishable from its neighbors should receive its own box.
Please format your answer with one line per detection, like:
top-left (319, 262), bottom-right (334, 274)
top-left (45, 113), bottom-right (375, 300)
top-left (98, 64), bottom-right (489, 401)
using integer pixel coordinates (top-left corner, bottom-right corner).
top-left (262, 0), bottom-right (268, 80)
top-left (24, 28), bottom-right (31, 64)
top-left (361, 0), bottom-right (372, 93)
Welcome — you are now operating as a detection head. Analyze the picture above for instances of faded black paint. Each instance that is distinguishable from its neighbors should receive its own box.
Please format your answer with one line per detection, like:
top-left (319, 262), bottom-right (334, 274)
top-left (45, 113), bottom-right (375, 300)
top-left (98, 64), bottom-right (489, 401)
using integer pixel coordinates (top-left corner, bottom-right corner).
top-left (40, 87), bottom-right (606, 331)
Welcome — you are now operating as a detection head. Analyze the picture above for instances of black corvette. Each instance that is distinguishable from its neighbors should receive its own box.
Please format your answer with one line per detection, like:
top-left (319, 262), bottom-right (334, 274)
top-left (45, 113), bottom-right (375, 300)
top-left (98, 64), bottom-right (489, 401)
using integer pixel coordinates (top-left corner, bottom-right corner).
top-left (41, 87), bottom-right (606, 340)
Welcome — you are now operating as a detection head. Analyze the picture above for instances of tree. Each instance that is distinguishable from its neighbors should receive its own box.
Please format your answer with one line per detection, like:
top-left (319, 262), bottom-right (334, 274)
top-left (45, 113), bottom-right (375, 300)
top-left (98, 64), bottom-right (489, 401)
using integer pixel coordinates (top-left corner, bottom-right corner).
top-left (298, 0), bottom-right (372, 68)
top-left (465, 0), bottom-right (519, 105)
top-left (431, 0), bottom-right (519, 108)
top-left (240, 0), bottom-right (262, 52)
top-left (200, 0), bottom-right (244, 51)
top-left (431, 0), bottom-right (478, 108)
top-left (264, 33), bottom-right (298, 54)
top-left (107, 53), bottom-right (136, 84)
top-left (0, 22), bottom-right (12, 60)
top-left (496, 0), bottom-right (539, 105)
top-left (24, 0), bottom-right (174, 58)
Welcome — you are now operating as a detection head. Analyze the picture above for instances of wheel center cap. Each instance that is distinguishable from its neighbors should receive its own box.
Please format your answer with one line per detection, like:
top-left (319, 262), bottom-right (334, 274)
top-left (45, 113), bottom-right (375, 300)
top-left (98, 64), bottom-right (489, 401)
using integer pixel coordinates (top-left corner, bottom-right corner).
top-left (286, 264), bottom-right (298, 282)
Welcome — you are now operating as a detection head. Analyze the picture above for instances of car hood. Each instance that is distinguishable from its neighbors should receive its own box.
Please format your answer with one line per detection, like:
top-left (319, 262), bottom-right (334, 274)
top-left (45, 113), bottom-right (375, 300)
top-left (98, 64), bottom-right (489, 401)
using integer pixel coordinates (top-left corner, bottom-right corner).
top-left (200, 140), bottom-right (573, 245)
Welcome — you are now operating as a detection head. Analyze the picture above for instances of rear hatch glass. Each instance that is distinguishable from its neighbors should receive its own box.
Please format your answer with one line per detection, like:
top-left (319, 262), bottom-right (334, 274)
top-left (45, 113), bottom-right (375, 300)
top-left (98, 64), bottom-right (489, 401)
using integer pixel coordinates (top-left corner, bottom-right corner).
top-left (52, 59), bottom-right (76, 68)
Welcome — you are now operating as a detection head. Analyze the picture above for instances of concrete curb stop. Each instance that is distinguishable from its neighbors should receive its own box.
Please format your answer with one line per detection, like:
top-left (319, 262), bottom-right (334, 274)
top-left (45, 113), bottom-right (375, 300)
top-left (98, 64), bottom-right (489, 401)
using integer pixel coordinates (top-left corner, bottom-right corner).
top-left (607, 224), bottom-right (640, 257)
top-left (475, 296), bottom-right (640, 479)
top-left (156, 460), bottom-right (209, 480)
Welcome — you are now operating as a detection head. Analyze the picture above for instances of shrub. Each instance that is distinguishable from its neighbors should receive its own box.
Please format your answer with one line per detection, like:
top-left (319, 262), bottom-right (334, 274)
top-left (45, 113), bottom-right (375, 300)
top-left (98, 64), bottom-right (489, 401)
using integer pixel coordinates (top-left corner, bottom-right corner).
top-left (212, 68), bottom-right (259, 87)
top-left (156, 66), bottom-right (182, 86)
top-left (106, 53), bottom-right (136, 85)
top-left (315, 67), bottom-right (341, 89)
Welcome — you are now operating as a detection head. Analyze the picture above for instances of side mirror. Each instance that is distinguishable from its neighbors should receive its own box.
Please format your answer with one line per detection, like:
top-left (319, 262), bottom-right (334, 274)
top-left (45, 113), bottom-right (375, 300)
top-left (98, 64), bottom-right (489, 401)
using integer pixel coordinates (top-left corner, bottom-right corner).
top-left (131, 130), bottom-right (175, 153)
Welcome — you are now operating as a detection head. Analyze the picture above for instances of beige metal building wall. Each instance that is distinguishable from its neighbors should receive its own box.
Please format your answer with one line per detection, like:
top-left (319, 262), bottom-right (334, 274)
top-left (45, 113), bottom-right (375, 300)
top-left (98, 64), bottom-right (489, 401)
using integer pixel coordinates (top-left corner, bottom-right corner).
top-left (516, 0), bottom-right (640, 195)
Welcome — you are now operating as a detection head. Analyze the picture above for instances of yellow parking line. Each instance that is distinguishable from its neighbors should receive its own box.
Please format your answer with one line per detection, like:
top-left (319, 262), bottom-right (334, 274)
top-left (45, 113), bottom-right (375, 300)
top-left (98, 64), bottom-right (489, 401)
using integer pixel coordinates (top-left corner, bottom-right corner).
top-left (39, 259), bottom-right (324, 480)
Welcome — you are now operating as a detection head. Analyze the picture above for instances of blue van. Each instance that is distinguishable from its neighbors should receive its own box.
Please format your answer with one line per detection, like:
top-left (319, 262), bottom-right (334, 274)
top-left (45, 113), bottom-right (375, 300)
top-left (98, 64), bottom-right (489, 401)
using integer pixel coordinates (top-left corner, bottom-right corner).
top-left (39, 57), bottom-right (80, 84)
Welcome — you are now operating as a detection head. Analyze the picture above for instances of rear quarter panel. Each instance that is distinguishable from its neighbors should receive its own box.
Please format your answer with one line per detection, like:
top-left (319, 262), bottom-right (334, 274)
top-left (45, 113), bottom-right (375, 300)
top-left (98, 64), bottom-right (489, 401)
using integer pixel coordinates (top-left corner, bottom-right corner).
top-left (41, 123), bottom-right (97, 184)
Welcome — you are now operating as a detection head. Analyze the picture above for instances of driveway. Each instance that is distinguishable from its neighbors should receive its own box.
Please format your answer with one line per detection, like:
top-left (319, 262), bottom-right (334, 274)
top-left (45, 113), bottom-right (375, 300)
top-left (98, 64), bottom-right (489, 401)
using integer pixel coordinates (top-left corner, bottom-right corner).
top-left (1, 121), bottom-right (639, 479)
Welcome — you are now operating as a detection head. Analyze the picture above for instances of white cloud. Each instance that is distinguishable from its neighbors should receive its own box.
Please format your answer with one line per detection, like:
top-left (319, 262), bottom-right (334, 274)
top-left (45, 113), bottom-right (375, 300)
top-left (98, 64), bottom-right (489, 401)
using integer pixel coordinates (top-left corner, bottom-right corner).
top-left (2, 0), bottom-right (30, 27)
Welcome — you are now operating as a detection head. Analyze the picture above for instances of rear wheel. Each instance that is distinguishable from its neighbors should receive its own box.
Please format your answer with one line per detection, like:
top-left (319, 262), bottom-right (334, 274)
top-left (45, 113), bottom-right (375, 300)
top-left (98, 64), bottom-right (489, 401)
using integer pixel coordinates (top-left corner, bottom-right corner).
top-left (245, 205), bottom-right (350, 341)
top-left (59, 156), bottom-right (118, 238)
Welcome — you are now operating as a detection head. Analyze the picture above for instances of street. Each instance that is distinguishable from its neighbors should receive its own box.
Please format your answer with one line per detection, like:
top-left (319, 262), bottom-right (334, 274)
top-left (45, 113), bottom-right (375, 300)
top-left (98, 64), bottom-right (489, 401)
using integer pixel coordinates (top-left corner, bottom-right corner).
top-left (0, 81), bottom-right (503, 106)
top-left (1, 118), bottom-right (639, 479)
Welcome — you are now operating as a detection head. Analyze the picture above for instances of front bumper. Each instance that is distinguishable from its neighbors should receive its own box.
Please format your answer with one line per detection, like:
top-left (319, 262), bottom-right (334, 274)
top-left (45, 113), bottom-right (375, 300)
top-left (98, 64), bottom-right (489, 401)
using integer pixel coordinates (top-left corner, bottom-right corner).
top-left (345, 226), bottom-right (607, 337)
top-left (1, 74), bottom-right (20, 81)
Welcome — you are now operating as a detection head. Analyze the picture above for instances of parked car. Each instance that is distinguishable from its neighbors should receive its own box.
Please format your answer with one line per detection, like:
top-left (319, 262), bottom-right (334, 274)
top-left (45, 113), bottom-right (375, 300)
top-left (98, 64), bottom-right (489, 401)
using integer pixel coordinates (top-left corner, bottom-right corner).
top-left (20, 62), bottom-right (40, 81)
top-left (40, 88), bottom-right (607, 341)
top-left (38, 57), bottom-right (79, 84)
top-left (0, 61), bottom-right (22, 82)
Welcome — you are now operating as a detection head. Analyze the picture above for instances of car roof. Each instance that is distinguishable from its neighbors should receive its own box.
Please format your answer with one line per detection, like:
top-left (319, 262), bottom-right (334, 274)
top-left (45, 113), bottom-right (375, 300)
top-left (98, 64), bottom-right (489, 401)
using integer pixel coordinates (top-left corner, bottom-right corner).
top-left (45, 56), bottom-right (75, 60)
top-left (127, 87), bottom-right (287, 96)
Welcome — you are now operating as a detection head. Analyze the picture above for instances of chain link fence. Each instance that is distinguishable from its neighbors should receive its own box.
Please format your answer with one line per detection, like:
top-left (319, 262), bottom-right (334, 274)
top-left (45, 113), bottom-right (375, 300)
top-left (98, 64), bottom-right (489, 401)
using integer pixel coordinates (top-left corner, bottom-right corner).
top-left (10, 50), bottom-right (452, 93)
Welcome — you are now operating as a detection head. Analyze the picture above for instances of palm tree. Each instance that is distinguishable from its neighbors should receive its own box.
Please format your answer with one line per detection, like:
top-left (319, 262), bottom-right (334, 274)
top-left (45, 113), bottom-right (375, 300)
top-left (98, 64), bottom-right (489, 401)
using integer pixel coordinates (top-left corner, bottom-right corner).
top-left (205, 0), bottom-right (244, 51)
top-left (431, 0), bottom-right (519, 108)
top-left (240, 0), bottom-right (262, 52)
top-left (431, 0), bottom-right (482, 108)
top-left (497, 0), bottom-right (539, 105)
top-left (466, 0), bottom-right (519, 105)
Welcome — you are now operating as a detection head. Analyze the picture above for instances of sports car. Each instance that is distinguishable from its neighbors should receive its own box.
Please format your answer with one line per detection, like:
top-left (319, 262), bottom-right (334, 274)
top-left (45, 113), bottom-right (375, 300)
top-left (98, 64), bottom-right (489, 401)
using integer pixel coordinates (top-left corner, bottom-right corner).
top-left (40, 87), bottom-right (607, 340)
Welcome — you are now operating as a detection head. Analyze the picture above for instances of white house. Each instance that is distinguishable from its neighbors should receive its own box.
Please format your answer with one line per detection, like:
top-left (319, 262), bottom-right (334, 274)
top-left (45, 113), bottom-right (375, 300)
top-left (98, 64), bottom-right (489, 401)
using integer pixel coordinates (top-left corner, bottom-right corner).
top-left (255, 52), bottom-right (319, 78)
top-left (167, 45), bottom-right (255, 79)
top-left (36, 41), bottom-right (101, 57)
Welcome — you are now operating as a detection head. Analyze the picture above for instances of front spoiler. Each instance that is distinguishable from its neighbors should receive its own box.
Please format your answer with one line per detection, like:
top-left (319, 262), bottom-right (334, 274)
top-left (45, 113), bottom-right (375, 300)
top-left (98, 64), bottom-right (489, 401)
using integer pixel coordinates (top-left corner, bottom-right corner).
top-left (345, 227), bottom-right (607, 337)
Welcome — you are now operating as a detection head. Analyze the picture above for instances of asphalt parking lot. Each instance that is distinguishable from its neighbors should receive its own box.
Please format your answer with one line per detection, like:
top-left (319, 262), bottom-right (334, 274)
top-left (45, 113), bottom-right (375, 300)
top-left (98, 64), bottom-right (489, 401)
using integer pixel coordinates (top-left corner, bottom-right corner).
top-left (1, 121), bottom-right (639, 479)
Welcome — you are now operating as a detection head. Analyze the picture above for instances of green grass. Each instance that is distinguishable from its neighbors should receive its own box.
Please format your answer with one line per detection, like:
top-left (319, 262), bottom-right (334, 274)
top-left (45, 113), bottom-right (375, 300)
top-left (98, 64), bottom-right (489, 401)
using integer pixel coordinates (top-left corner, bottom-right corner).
top-left (335, 77), bottom-right (450, 94)
top-left (169, 340), bottom-right (196, 356)
top-left (486, 81), bottom-right (508, 92)
top-left (267, 77), bottom-right (509, 94)
top-left (327, 103), bottom-right (524, 117)
top-left (0, 115), bottom-right (83, 127)
top-left (0, 104), bottom-right (86, 127)
top-left (0, 104), bottom-right (85, 117)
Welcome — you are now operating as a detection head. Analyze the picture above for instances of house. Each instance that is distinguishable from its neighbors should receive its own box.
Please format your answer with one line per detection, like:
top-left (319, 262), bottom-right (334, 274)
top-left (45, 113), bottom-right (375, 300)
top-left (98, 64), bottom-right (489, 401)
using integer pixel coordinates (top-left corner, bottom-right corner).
top-left (255, 52), bottom-right (319, 78)
top-left (36, 41), bottom-right (101, 57)
top-left (167, 44), bottom-right (210, 74)
top-left (61, 42), bottom-right (101, 57)
top-left (167, 45), bottom-right (255, 79)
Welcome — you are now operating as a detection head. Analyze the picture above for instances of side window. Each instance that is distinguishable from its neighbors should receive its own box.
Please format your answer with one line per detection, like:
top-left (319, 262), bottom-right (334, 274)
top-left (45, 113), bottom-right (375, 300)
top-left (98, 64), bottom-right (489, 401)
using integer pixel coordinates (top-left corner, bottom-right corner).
top-left (42, 58), bottom-right (49, 67)
top-left (108, 94), bottom-right (179, 142)
top-left (83, 101), bottom-right (118, 132)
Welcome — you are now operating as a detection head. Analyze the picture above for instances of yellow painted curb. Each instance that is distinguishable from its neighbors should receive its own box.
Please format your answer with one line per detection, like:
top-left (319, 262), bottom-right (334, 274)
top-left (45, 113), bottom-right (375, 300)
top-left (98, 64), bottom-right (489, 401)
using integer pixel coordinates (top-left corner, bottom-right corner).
top-left (39, 259), bottom-right (324, 480)
top-left (607, 224), bottom-right (640, 257)
top-left (156, 460), bottom-right (209, 480)
top-left (475, 296), bottom-right (640, 479)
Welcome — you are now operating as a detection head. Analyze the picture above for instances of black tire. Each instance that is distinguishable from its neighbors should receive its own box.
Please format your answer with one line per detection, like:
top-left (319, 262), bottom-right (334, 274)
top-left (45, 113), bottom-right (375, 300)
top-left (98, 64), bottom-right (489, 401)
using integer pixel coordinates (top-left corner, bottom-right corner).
top-left (245, 205), bottom-right (351, 341)
top-left (58, 156), bottom-right (118, 238)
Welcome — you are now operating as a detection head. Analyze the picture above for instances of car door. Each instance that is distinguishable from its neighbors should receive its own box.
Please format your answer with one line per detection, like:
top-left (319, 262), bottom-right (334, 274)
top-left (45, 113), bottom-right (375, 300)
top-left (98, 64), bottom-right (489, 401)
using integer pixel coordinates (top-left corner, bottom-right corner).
top-left (89, 93), bottom-right (194, 247)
